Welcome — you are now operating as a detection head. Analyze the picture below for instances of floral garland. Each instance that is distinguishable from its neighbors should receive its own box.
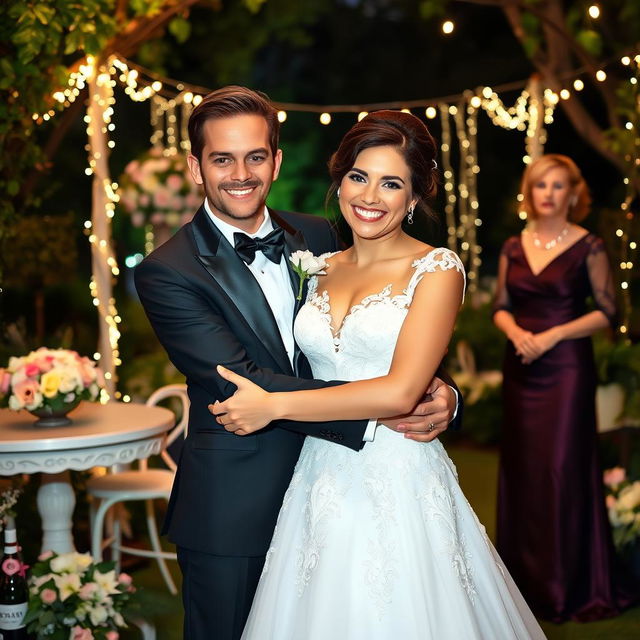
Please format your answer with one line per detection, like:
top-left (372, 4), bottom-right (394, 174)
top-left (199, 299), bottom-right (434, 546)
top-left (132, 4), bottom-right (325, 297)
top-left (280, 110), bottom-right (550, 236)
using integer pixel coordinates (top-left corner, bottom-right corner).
top-left (118, 147), bottom-right (203, 229)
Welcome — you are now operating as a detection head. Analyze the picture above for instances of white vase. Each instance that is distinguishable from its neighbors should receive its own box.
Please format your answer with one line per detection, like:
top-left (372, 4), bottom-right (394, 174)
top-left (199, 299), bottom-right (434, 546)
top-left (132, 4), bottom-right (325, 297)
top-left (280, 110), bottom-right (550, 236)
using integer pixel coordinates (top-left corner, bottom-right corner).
top-left (596, 383), bottom-right (625, 433)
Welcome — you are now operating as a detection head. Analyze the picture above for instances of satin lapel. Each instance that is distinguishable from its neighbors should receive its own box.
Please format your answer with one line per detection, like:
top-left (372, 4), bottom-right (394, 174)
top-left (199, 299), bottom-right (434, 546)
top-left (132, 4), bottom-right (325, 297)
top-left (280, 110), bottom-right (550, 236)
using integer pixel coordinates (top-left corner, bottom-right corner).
top-left (190, 208), bottom-right (294, 375)
top-left (270, 210), bottom-right (308, 316)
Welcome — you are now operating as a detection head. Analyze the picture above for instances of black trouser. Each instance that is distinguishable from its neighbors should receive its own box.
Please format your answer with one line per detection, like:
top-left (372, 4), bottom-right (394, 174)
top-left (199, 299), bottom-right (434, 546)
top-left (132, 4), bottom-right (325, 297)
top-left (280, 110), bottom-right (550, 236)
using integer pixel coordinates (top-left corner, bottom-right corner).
top-left (177, 546), bottom-right (265, 640)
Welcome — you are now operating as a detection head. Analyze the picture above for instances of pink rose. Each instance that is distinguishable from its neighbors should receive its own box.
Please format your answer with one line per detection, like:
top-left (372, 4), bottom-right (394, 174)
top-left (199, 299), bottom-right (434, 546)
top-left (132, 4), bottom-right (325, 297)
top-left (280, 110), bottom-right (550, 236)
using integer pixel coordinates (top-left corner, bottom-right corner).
top-left (604, 467), bottom-right (626, 487)
top-left (167, 174), bottom-right (183, 191)
top-left (154, 189), bottom-right (171, 208)
top-left (118, 572), bottom-right (132, 586)
top-left (38, 550), bottom-right (54, 561)
top-left (186, 192), bottom-right (203, 209)
top-left (606, 494), bottom-right (617, 509)
top-left (31, 353), bottom-right (55, 373)
top-left (169, 195), bottom-right (184, 211)
top-left (131, 212), bottom-right (145, 228)
top-left (0, 370), bottom-right (10, 394)
top-left (13, 378), bottom-right (41, 405)
top-left (70, 627), bottom-right (93, 640)
top-left (24, 362), bottom-right (41, 377)
top-left (139, 194), bottom-right (150, 207)
top-left (41, 588), bottom-right (57, 604)
top-left (105, 632), bottom-right (119, 640)
top-left (79, 582), bottom-right (99, 600)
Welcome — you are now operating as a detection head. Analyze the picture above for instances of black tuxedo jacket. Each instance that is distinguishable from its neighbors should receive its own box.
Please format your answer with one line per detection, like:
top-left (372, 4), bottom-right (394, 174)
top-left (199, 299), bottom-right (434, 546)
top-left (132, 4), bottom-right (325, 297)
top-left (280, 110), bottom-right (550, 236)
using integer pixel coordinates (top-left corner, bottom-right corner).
top-left (135, 206), bottom-right (462, 557)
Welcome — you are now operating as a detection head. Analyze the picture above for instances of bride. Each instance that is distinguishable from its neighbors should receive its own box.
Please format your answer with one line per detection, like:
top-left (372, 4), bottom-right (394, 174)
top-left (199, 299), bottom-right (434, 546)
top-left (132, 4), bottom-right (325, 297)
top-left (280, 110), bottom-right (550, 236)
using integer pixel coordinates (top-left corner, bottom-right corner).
top-left (211, 110), bottom-right (545, 639)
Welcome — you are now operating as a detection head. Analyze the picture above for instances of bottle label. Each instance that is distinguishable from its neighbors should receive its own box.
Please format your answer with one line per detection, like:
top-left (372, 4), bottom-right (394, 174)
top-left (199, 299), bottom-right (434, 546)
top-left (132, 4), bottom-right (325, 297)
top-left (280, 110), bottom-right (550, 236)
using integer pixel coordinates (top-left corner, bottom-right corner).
top-left (0, 559), bottom-right (20, 576)
top-left (0, 603), bottom-right (27, 630)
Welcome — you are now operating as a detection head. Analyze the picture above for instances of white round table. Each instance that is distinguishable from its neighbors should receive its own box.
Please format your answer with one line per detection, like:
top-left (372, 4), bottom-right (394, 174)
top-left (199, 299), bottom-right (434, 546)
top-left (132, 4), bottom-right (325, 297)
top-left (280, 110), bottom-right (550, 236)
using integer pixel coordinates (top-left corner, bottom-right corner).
top-left (0, 401), bottom-right (174, 554)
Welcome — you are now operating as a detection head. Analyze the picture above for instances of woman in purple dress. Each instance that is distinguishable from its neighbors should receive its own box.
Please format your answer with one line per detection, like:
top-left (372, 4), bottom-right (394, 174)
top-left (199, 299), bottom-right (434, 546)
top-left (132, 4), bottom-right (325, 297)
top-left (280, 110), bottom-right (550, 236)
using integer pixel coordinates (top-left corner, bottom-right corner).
top-left (492, 154), bottom-right (634, 621)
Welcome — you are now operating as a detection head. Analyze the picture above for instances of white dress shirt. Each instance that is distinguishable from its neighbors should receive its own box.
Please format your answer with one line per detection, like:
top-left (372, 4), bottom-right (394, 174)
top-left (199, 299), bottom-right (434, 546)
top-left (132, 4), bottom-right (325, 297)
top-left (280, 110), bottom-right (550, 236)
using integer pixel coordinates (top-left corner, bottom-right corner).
top-left (203, 200), bottom-right (378, 442)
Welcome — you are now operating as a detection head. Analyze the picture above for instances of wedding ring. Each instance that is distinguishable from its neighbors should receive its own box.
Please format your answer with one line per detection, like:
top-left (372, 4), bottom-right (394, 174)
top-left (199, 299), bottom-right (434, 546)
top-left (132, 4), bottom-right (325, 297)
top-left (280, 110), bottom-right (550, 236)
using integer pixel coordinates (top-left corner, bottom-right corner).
top-left (428, 422), bottom-right (437, 433)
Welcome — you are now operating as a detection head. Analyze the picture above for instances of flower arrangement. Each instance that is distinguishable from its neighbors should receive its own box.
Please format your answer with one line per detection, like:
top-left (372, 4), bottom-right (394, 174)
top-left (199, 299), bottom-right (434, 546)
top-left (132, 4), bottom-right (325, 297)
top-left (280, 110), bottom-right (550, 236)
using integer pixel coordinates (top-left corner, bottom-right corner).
top-left (289, 250), bottom-right (327, 300)
top-left (0, 348), bottom-right (103, 413)
top-left (25, 551), bottom-right (136, 640)
top-left (0, 487), bottom-right (22, 527)
top-left (118, 147), bottom-right (203, 229)
top-left (603, 467), bottom-right (640, 550)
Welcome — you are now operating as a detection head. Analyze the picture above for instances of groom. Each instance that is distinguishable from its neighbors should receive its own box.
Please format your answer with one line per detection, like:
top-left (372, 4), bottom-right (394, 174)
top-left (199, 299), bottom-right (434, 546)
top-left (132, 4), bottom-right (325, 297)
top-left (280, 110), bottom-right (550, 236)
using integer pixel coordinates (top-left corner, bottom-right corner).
top-left (135, 86), bottom-right (462, 640)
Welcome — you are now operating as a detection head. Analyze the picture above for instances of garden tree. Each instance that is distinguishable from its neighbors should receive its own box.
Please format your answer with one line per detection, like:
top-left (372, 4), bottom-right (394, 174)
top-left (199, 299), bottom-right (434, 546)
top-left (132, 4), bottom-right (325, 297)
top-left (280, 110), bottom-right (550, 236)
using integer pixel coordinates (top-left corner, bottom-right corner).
top-left (0, 0), bottom-right (217, 238)
top-left (424, 0), bottom-right (640, 193)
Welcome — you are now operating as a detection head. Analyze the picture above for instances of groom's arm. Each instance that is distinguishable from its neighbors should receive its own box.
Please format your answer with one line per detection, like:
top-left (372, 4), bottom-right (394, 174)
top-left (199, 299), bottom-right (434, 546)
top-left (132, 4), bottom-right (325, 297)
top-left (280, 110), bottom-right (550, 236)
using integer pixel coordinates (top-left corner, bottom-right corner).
top-left (135, 255), bottom-right (368, 451)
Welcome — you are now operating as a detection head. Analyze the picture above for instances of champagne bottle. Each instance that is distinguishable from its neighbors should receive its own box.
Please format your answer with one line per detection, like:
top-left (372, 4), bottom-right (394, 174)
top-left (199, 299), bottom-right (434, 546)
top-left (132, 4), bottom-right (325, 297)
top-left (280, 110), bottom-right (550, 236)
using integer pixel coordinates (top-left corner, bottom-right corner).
top-left (0, 526), bottom-right (28, 639)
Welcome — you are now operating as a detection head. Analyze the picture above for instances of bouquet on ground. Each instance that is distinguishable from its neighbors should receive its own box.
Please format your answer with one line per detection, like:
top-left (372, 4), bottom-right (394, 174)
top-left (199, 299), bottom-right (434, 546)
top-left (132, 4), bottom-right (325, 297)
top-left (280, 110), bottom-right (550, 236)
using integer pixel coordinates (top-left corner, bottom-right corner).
top-left (26, 551), bottom-right (137, 640)
top-left (118, 147), bottom-right (203, 229)
top-left (603, 467), bottom-right (640, 551)
top-left (0, 348), bottom-right (104, 413)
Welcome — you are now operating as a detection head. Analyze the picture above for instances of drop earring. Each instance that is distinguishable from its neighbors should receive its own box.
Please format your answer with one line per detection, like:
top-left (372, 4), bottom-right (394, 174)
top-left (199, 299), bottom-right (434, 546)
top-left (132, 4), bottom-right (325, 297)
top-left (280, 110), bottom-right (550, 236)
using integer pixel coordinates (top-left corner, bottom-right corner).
top-left (407, 203), bottom-right (415, 225)
top-left (337, 187), bottom-right (341, 198)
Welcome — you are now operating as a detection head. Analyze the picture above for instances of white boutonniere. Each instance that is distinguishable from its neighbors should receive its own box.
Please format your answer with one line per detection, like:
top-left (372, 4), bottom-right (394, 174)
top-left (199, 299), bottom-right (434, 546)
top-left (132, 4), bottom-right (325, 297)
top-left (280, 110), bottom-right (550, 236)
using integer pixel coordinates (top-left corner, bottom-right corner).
top-left (289, 250), bottom-right (327, 300)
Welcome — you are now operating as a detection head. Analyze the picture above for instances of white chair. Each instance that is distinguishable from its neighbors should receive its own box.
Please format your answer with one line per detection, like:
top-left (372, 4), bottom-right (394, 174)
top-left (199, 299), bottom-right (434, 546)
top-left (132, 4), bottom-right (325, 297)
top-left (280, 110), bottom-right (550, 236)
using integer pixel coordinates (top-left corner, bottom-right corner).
top-left (87, 384), bottom-right (189, 595)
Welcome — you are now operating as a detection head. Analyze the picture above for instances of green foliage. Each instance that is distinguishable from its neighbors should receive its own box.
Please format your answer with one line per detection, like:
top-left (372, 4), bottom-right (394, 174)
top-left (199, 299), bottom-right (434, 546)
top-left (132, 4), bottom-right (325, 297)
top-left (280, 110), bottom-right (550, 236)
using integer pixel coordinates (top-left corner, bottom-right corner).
top-left (419, 0), bottom-right (446, 20)
top-left (1, 213), bottom-right (77, 288)
top-left (0, 0), bottom-right (117, 231)
top-left (168, 15), bottom-right (192, 43)
top-left (594, 333), bottom-right (640, 421)
top-left (574, 28), bottom-right (602, 57)
top-left (519, 11), bottom-right (541, 58)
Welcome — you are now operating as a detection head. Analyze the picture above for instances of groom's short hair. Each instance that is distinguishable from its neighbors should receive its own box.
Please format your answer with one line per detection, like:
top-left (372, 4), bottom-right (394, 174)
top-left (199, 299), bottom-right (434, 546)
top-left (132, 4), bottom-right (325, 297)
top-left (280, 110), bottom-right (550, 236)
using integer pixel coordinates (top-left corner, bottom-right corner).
top-left (188, 86), bottom-right (280, 162)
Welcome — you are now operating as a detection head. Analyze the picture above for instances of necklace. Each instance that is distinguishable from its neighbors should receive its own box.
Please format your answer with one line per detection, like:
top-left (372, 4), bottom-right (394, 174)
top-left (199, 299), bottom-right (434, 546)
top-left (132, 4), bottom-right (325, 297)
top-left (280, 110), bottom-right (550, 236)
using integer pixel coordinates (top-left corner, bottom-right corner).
top-left (531, 224), bottom-right (570, 250)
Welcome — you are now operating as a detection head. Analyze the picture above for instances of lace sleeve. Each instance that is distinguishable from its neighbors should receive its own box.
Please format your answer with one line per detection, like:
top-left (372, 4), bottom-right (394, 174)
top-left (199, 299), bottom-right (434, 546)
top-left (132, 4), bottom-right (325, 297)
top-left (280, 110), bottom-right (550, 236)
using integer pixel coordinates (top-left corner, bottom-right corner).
top-left (585, 235), bottom-right (618, 327)
top-left (492, 238), bottom-right (516, 316)
top-left (406, 248), bottom-right (466, 302)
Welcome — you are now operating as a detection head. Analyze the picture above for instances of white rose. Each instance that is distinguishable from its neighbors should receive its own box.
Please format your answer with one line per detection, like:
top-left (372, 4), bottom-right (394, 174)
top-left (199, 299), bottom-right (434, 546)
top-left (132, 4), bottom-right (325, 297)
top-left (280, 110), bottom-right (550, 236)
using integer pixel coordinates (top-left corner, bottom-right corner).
top-left (617, 482), bottom-right (640, 511)
top-left (289, 250), bottom-right (327, 275)
top-left (619, 510), bottom-right (635, 525)
top-left (8, 394), bottom-right (24, 410)
top-left (57, 367), bottom-right (81, 394)
top-left (25, 391), bottom-right (43, 411)
top-left (89, 603), bottom-right (109, 626)
top-left (8, 356), bottom-right (25, 371)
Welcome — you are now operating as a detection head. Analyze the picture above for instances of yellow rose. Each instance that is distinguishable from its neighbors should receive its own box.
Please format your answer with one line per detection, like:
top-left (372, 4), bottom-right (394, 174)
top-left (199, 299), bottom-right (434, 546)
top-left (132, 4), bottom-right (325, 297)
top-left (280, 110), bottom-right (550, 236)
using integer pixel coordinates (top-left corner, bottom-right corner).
top-left (40, 371), bottom-right (61, 398)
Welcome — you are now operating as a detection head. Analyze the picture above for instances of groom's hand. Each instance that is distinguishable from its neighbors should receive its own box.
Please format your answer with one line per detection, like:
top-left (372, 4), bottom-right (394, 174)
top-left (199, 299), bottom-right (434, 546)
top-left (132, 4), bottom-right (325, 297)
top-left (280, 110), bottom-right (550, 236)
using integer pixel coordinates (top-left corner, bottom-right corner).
top-left (381, 376), bottom-right (455, 442)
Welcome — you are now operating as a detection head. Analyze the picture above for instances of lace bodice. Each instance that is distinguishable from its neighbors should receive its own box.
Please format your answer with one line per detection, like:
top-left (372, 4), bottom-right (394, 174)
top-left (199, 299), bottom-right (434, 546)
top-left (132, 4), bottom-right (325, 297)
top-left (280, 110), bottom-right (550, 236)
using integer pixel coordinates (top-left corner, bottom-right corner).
top-left (294, 247), bottom-right (465, 382)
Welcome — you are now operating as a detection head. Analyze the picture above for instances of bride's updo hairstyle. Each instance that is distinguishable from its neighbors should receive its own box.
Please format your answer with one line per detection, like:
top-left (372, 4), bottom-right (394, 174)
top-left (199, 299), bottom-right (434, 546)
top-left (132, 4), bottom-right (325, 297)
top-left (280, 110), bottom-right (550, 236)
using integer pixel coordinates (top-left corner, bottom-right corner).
top-left (328, 110), bottom-right (439, 215)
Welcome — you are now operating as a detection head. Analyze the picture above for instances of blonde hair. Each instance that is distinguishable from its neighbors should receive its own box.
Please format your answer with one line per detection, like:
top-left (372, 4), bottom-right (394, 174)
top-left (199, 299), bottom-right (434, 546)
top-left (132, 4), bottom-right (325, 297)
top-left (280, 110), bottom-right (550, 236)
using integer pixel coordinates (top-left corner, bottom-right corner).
top-left (518, 154), bottom-right (591, 222)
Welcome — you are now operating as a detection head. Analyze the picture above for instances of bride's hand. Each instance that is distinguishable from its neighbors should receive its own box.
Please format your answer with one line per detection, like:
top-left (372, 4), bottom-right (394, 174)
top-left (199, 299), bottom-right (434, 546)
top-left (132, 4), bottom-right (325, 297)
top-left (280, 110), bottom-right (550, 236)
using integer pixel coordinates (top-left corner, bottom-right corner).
top-left (209, 366), bottom-right (277, 435)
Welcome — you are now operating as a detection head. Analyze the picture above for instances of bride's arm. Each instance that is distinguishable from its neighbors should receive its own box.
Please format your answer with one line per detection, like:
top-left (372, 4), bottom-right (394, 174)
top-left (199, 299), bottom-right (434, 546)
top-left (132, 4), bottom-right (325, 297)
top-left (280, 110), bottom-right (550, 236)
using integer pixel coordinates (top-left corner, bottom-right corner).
top-left (213, 267), bottom-right (464, 432)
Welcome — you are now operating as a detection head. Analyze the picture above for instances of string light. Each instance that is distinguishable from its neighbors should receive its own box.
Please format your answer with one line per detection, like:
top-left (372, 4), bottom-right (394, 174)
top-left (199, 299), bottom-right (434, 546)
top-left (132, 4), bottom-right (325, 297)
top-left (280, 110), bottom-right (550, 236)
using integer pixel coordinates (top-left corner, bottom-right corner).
top-left (442, 20), bottom-right (454, 35)
top-left (30, 49), bottom-right (639, 370)
top-left (358, 111), bottom-right (368, 121)
top-left (588, 5), bottom-right (600, 19)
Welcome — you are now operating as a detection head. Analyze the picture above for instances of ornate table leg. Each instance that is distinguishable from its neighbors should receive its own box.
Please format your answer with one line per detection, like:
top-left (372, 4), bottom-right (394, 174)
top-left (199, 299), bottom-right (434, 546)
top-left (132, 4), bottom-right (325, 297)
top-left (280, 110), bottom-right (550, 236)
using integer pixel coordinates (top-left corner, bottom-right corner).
top-left (37, 472), bottom-right (76, 553)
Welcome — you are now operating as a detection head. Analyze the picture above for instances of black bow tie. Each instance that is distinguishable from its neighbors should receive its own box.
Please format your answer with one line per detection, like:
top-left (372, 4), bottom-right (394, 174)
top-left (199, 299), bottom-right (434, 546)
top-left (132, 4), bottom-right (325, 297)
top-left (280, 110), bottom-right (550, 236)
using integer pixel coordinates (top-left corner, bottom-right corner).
top-left (233, 227), bottom-right (286, 265)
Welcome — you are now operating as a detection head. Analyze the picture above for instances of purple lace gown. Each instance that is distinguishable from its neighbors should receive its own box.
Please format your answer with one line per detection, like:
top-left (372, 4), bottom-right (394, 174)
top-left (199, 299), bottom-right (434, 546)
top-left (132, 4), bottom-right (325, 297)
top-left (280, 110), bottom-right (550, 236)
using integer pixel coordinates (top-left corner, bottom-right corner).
top-left (493, 233), bottom-right (635, 622)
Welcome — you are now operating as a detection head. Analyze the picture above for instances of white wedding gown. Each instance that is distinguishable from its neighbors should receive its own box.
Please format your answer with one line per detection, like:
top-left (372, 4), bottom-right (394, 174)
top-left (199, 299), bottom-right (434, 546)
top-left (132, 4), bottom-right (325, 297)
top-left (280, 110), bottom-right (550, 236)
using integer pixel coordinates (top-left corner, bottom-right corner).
top-left (242, 248), bottom-right (545, 639)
